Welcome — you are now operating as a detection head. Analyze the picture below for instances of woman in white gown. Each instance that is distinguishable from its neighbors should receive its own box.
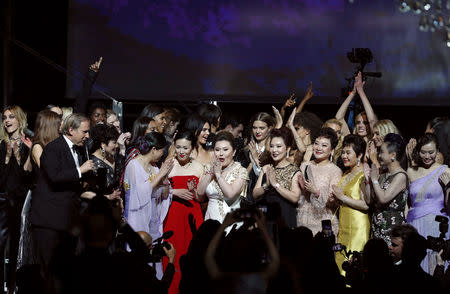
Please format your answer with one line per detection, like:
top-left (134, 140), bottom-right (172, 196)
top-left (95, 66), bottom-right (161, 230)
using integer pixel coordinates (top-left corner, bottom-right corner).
top-left (197, 131), bottom-right (248, 223)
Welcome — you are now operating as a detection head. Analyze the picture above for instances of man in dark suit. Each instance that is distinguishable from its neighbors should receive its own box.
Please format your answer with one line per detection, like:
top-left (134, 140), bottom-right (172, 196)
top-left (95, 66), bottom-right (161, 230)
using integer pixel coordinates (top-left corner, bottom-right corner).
top-left (30, 113), bottom-right (94, 294)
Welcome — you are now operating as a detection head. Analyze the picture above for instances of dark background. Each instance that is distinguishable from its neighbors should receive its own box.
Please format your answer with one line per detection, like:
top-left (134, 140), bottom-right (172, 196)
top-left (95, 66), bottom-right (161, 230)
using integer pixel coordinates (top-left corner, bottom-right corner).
top-left (1, 0), bottom-right (449, 141)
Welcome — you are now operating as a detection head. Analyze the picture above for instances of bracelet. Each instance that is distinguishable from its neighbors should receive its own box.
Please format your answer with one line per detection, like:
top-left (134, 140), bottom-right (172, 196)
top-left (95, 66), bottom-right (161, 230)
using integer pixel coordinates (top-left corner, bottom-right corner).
top-left (274, 183), bottom-right (280, 189)
top-left (262, 183), bottom-right (270, 191)
top-left (372, 180), bottom-right (379, 185)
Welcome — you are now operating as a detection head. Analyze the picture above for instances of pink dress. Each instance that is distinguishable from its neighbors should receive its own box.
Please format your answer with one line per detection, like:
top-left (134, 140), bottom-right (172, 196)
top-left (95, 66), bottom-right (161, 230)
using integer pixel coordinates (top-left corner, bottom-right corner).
top-left (296, 161), bottom-right (342, 235)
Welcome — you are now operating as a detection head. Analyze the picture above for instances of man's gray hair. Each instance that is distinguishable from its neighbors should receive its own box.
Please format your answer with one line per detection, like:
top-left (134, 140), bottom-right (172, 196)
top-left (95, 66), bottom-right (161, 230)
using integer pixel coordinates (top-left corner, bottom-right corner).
top-left (61, 113), bottom-right (89, 135)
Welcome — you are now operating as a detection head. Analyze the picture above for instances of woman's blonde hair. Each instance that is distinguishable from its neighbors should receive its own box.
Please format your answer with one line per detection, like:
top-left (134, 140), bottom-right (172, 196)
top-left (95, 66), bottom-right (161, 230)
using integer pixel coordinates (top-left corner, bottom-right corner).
top-left (61, 107), bottom-right (73, 122)
top-left (0, 105), bottom-right (28, 142)
top-left (323, 118), bottom-right (342, 128)
top-left (373, 119), bottom-right (400, 138)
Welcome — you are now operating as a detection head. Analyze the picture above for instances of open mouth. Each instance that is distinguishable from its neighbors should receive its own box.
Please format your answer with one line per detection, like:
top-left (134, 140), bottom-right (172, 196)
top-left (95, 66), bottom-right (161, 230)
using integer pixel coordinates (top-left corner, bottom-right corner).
top-left (179, 154), bottom-right (185, 158)
top-left (218, 158), bottom-right (225, 162)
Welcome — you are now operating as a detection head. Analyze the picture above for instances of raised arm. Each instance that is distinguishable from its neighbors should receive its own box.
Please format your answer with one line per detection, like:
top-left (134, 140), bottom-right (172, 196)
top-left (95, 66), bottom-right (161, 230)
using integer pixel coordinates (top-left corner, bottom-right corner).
top-left (73, 57), bottom-right (102, 114)
top-left (335, 89), bottom-right (356, 137)
top-left (280, 93), bottom-right (296, 119)
top-left (296, 82), bottom-right (314, 114)
top-left (369, 164), bottom-right (407, 205)
top-left (355, 72), bottom-right (377, 130)
top-left (286, 107), bottom-right (307, 154)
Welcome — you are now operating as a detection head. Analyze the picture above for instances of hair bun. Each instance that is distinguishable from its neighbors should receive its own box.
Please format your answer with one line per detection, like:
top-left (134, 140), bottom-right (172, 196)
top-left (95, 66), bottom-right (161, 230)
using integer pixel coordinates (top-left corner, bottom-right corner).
top-left (136, 136), bottom-right (150, 154)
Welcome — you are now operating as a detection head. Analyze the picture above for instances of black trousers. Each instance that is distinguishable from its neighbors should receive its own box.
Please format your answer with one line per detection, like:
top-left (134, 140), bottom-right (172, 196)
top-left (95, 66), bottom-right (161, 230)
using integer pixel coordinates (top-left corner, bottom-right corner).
top-left (33, 227), bottom-right (76, 294)
top-left (0, 194), bottom-right (24, 293)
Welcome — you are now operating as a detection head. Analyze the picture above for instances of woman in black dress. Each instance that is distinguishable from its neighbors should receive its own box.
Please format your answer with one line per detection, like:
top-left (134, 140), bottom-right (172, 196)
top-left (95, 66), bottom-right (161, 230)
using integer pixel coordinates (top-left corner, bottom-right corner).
top-left (0, 105), bottom-right (32, 290)
top-left (253, 127), bottom-right (301, 227)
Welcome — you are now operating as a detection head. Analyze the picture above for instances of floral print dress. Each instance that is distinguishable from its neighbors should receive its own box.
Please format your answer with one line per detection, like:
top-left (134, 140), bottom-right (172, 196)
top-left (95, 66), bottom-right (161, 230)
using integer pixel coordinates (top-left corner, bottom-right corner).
top-left (371, 171), bottom-right (408, 245)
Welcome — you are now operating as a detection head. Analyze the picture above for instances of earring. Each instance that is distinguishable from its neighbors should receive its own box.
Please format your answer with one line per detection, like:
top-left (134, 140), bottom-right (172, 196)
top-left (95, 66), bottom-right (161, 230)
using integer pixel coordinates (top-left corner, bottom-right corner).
top-left (357, 159), bottom-right (361, 166)
top-left (330, 154), bottom-right (333, 162)
top-left (101, 147), bottom-right (105, 156)
top-left (391, 157), bottom-right (395, 162)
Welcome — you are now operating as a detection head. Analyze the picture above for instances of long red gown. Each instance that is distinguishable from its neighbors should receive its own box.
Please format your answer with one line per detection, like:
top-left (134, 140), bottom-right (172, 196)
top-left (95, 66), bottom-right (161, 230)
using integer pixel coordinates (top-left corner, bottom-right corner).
top-left (163, 175), bottom-right (204, 294)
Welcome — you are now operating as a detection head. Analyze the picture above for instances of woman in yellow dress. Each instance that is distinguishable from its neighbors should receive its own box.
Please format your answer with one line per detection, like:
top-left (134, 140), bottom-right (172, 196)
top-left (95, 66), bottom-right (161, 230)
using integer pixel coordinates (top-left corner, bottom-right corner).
top-left (331, 134), bottom-right (370, 275)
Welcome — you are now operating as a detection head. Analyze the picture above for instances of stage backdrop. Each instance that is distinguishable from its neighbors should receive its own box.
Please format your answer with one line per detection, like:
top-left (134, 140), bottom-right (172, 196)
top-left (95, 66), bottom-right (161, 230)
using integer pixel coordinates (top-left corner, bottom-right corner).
top-left (67, 0), bottom-right (450, 105)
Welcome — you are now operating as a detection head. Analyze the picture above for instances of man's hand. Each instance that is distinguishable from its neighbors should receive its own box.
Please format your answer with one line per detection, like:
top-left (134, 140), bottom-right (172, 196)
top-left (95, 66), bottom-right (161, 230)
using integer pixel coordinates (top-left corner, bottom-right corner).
top-left (80, 160), bottom-right (94, 174)
top-left (163, 242), bottom-right (176, 264)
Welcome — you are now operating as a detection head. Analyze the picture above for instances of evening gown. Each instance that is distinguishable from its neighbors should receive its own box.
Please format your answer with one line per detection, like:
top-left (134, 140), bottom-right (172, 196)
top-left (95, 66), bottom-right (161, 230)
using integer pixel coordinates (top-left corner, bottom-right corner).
top-left (262, 164), bottom-right (299, 228)
top-left (163, 175), bottom-right (203, 294)
top-left (335, 170), bottom-right (370, 275)
top-left (297, 161), bottom-right (342, 235)
top-left (123, 159), bottom-right (172, 279)
top-left (407, 165), bottom-right (449, 274)
top-left (371, 171), bottom-right (408, 245)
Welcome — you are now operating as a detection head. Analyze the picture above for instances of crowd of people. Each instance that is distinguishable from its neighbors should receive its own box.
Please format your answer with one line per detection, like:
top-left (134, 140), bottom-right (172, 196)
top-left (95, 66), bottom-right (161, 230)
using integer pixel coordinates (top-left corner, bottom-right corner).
top-left (0, 62), bottom-right (449, 294)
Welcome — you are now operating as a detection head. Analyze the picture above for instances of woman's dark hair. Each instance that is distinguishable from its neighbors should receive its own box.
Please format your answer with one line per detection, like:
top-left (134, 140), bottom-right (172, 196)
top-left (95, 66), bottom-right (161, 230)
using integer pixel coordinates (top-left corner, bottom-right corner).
top-left (316, 127), bottom-right (339, 150)
top-left (413, 132), bottom-right (439, 165)
top-left (214, 131), bottom-right (235, 150)
top-left (269, 127), bottom-right (293, 148)
top-left (342, 134), bottom-right (366, 160)
top-left (197, 104), bottom-right (222, 128)
top-left (383, 133), bottom-right (406, 162)
top-left (174, 129), bottom-right (197, 147)
top-left (428, 116), bottom-right (448, 131)
top-left (90, 124), bottom-right (120, 152)
top-left (88, 101), bottom-right (107, 116)
top-left (433, 119), bottom-right (450, 165)
top-left (130, 116), bottom-right (152, 147)
top-left (137, 132), bottom-right (167, 155)
top-left (293, 111), bottom-right (323, 143)
top-left (140, 104), bottom-right (164, 119)
top-left (184, 114), bottom-right (209, 137)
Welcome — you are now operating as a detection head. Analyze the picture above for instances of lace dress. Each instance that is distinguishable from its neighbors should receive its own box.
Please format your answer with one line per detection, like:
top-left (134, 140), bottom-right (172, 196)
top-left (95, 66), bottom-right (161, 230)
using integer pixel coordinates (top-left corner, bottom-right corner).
top-left (297, 161), bottom-right (342, 235)
top-left (371, 171), bottom-right (408, 245)
top-left (205, 162), bottom-right (249, 223)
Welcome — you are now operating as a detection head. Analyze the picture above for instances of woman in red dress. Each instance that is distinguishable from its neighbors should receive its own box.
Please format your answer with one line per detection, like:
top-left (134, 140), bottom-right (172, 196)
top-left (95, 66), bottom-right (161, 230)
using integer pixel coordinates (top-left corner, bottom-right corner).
top-left (163, 130), bottom-right (205, 294)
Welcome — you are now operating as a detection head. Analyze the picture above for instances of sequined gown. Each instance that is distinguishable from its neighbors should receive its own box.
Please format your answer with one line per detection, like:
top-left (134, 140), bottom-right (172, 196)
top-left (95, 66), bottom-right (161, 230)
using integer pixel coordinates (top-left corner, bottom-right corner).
top-left (335, 170), bottom-right (370, 275)
top-left (297, 161), bottom-right (342, 235)
top-left (263, 164), bottom-right (299, 228)
top-left (205, 162), bottom-right (249, 223)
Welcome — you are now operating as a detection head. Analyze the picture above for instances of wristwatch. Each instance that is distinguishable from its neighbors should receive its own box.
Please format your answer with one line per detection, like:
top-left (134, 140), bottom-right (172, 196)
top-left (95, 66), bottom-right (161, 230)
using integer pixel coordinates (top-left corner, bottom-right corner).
top-left (274, 183), bottom-right (280, 189)
top-left (262, 183), bottom-right (269, 191)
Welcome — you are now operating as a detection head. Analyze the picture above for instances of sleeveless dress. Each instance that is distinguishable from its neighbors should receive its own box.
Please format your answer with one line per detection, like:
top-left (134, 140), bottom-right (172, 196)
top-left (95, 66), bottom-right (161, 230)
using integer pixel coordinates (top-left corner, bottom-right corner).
top-left (163, 175), bottom-right (203, 294)
top-left (371, 171), bottom-right (408, 245)
top-left (407, 165), bottom-right (449, 274)
top-left (263, 164), bottom-right (299, 228)
top-left (205, 162), bottom-right (249, 223)
top-left (335, 170), bottom-right (370, 275)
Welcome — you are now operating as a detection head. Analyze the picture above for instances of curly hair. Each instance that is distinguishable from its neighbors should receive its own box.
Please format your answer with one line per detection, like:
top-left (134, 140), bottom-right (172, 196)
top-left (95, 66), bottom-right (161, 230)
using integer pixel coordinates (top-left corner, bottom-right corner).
top-left (90, 124), bottom-right (120, 152)
top-left (293, 111), bottom-right (323, 143)
top-left (316, 127), bottom-right (338, 150)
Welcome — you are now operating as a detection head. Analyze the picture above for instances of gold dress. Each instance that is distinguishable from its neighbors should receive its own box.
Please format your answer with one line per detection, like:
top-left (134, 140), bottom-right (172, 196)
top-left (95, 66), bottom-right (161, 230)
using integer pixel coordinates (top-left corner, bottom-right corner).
top-left (335, 170), bottom-right (370, 275)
